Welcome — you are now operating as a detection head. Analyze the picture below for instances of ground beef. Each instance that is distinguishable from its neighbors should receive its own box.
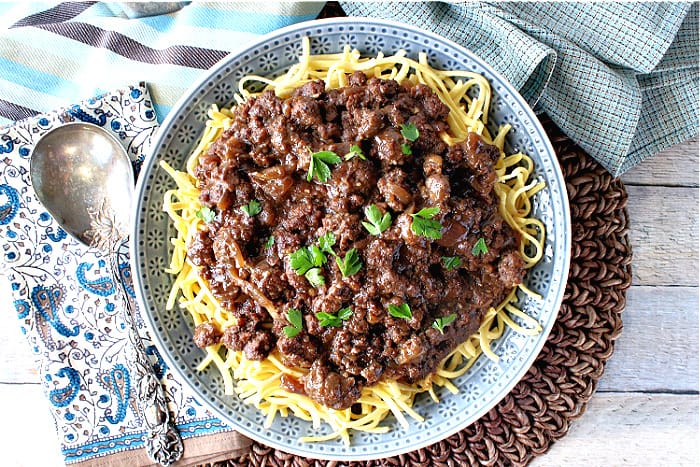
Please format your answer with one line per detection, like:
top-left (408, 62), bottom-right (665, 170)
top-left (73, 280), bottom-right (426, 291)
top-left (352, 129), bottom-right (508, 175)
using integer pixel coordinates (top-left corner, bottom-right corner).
top-left (192, 322), bottom-right (222, 348)
top-left (187, 74), bottom-right (524, 410)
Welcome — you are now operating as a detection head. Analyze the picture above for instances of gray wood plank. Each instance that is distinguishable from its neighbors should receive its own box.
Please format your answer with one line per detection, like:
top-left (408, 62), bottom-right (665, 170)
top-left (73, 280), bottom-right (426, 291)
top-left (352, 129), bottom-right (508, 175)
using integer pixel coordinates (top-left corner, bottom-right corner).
top-left (531, 393), bottom-right (699, 467)
top-left (622, 136), bottom-right (699, 187)
top-left (598, 285), bottom-right (699, 392)
top-left (626, 185), bottom-right (699, 286)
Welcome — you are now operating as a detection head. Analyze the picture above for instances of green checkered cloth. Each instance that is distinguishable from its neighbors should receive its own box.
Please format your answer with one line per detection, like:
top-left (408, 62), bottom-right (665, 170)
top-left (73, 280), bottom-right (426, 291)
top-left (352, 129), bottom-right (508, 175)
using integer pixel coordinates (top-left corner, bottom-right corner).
top-left (341, 1), bottom-right (699, 177)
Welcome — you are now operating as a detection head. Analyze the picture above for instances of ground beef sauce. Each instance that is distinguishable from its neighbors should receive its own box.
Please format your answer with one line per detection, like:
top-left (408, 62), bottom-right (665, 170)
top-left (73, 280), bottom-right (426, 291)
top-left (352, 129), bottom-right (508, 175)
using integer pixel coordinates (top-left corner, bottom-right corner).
top-left (189, 72), bottom-right (525, 410)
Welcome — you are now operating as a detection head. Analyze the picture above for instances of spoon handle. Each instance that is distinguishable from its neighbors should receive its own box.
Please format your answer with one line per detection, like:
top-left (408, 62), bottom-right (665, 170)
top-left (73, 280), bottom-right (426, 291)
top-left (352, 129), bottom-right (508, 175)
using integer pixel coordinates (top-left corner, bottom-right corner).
top-left (110, 242), bottom-right (184, 465)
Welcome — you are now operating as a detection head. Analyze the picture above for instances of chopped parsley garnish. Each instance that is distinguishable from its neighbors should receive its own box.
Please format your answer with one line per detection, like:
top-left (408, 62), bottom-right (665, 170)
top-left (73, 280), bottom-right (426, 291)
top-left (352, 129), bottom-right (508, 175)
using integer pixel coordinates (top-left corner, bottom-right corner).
top-left (316, 307), bottom-right (353, 327)
top-left (442, 256), bottom-right (462, 270)
top-left (289, 245), bottom-right (326, 275)
top-left (318, 231), bottom-right (337, 257)
top-left (401, 143), bottom-right (412, 155)
top-left (195, 206), bottom-right (215, 223)
top-left (400, 122), bottom-right (419, 141)
top-left (304, 268), bottom-right (325, 287)
top-left (344, 144), bottom-right (366, 161)
top-left (283, 308), bottom-right (303, 338)
top-left (471, 237), bottom-right (489, 256)
top-left (310, 245), bottom-right (327, 265)
top-left (362, 204), bottom-right (392, 236)
top-left (307, 149), bottom-right (341, 183)
top-left (410, 207), bottom-right (443, 239)
top-left (290, 233), bottom-right (353, 287)
top-left (241, 199), bottom-right (262, 217)
top-left (264, 235), bottom-right (275, 249)
top-left (335, 247), bottom-right (362, 278)
top-left (388, 302), bottom-right (412, 320)
top-left (432, 313), bottom-right (457, 334)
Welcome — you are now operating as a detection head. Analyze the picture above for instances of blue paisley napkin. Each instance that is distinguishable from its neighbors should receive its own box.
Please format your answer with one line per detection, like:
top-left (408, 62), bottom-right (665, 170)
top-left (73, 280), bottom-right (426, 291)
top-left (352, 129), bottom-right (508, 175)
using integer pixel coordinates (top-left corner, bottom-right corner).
top-left (0, 83), bottom-right (250, 465)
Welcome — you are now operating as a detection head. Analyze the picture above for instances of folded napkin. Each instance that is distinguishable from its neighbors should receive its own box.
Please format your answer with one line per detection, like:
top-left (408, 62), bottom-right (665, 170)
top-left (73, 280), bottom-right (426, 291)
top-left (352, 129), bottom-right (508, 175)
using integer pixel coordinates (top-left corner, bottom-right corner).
top-left (0, 1), bottom-right (325, 127)
top-left (0, 83), bottom-right (250, 465)
top-left (340, 1), bottom-right (699, 176)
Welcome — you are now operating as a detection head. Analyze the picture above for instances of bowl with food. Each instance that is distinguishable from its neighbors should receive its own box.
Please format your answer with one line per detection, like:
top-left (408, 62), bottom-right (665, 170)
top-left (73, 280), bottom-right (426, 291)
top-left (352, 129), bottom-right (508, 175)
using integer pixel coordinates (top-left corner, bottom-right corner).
top-left (131, 17), bottom-right (570, 460)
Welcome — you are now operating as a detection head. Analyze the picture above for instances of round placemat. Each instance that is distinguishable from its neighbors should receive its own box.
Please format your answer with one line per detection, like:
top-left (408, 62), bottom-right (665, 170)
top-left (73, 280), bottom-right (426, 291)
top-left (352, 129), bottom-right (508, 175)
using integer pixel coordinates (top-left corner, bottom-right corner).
top-left (213, 114), bottom-right (632, 467)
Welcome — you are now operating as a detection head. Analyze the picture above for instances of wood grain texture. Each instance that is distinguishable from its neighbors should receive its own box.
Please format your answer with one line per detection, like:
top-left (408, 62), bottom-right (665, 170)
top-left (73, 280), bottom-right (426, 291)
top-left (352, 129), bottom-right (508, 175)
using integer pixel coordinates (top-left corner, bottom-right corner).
top-left (598, 286), bottom-right (699, 392)
top-left (621, 136), bottom-right (699, 187)
top-left (0, 383), bottom-right (64, 467)
top-left (531, 393), bottom-right (699, 467)
top-left (626, 185), bottom-right (698, 286)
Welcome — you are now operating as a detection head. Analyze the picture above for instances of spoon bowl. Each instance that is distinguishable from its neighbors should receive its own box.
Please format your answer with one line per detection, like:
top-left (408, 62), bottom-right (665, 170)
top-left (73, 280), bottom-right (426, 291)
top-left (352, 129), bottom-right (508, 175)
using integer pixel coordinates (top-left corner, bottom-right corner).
top-left (30, 122), bottom-right (134, 247)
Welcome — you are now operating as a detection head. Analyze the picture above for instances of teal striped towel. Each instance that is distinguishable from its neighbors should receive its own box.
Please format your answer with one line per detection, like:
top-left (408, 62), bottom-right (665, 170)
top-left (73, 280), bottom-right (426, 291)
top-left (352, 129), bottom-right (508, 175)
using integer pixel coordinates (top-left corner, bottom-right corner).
top-left (0, 1), bottom-right (324, 126)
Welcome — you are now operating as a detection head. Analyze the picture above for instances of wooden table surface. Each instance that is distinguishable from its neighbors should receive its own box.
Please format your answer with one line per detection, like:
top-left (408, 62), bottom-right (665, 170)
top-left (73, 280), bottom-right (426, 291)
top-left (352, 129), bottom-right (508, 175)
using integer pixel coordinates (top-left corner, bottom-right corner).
top-left (1, 136), bottom-right (697, 466)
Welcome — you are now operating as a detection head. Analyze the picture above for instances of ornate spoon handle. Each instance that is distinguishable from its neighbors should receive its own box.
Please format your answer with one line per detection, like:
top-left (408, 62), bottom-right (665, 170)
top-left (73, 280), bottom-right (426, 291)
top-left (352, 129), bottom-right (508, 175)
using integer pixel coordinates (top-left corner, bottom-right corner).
top-left (109, 241), bottom-right (184, 465)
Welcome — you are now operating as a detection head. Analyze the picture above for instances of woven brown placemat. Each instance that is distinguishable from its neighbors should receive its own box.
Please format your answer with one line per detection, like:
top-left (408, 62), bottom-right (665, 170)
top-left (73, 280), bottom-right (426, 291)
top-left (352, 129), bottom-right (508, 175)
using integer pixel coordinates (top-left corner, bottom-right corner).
top-left (212, 114), bottom-right (632, 467)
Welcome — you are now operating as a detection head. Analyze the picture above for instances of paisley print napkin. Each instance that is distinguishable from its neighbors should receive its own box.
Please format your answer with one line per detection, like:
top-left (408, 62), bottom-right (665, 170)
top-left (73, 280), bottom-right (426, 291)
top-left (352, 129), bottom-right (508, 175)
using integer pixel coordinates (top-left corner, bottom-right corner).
top-left (0, 83), bottom-right (249, 465)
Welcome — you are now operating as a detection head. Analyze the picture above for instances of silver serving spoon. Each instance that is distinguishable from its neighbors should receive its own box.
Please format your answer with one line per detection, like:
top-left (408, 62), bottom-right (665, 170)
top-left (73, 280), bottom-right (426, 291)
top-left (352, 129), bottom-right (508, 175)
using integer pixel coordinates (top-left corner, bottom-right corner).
top-left (30, 122), bottom-right (183, 466)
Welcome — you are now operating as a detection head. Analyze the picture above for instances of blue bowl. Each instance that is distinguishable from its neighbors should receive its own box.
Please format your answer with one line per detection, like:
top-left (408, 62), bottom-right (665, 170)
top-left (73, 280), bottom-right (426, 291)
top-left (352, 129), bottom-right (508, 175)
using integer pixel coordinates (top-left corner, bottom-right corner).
top-left (131, 17), bottom-right (571, 461)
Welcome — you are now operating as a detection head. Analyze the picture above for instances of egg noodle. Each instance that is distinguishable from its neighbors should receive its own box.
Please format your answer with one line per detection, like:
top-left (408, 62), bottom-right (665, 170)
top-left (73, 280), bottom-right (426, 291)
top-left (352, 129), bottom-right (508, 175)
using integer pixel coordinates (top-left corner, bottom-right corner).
top-left (161, 36), bottom-right (546, 444)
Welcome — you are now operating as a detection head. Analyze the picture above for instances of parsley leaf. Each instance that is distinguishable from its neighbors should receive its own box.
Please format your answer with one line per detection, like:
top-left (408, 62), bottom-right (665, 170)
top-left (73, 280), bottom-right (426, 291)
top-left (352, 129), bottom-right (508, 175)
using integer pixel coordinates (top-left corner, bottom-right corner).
top-left (304, 268), bottom-right (325, 287)
top-left (400, 122), bottom-right (419, 141)
top-left (308, 245), bottom-right (327, 266)
top-left (413, 206), bottom-right (440, 218)
top-left (336, 248), bottom-right (362, 278)
top-left (388, 302), bottom-right (412, 320)
top-left (344, 144), bottom-right (366, 161)
top-left (307, 150), bottom-right (341, 183)
top-left (471, 237), bottom-right (488, 256)
top-left (283, 308), bottom-right (303, 338)
top-left (195, 206), bottom-right (216, 223)
top-left (290, 233), bottom-right (352, 286)
top-left (241, 199), bottom-right (262, 217)
top-left (410, 207), bottom-right (443, 239)
top-left (442, 256), bottom-right (462, 270)
top-left (289, 248), bottom-right (313, 275)
top-left (318, 231), bottom-right (337, 257)
top-left (362, 204), bottom-right (392, 236)
top-left (401, 143), bottom-right (412, 155)
top-left (337, 306), bottom-right (353, 321)
top-left (315, 312), bottom-right (342, 327)
top-left (432, 313), bottom-right (457, 334)
top-left (289, 246), bottom-right (325, 275)
top-left (264, 235), bottom-right (275, 249)
top-left (316, 307), bottom-right (353, 328)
